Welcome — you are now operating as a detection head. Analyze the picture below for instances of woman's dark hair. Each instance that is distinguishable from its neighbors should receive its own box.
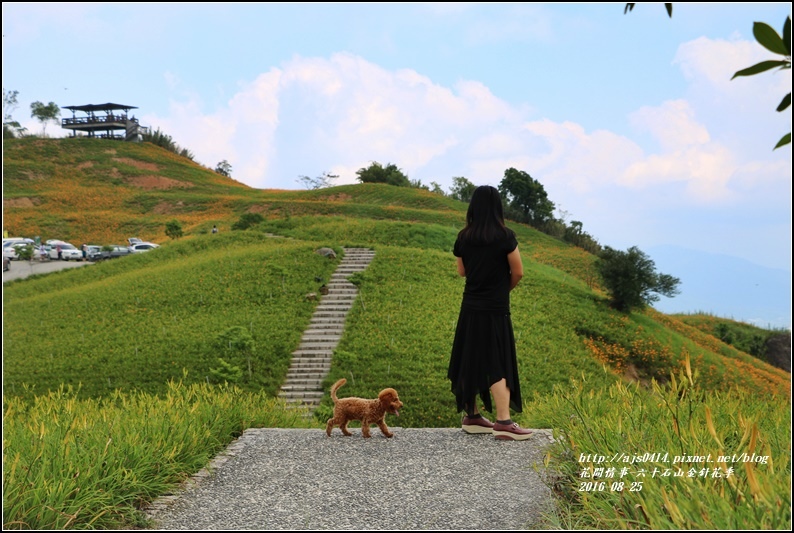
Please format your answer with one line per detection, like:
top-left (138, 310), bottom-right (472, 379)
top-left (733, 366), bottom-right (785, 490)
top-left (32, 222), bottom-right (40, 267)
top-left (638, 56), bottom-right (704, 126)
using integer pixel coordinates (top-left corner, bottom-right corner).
top-left (458, 185), bottom-right (511, 244)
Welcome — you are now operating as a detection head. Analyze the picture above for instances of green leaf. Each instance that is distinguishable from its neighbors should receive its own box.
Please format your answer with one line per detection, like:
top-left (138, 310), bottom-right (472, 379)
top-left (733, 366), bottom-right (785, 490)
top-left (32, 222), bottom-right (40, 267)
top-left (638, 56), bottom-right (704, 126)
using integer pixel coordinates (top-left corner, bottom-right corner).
top-left (777, 93), bottom-right (791, 112)
top-left (753, 22), bottom-right (789, 56)
top-left (773, 133), bottom-right (791, 150)
top-left (731, 60), bottom-right (789, 79)
top-left (784, 17), bottom-right (791, 56)
top-left (665, 3), bottom-right (672, 18)
top-left (624, 3), bottom-right (635, 15)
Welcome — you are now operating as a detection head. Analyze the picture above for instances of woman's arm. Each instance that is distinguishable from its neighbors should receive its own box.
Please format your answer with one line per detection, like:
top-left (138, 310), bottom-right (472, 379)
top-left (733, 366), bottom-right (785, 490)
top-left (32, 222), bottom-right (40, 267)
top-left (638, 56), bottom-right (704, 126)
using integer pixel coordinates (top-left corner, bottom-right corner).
top-left (507, 247), bottom-right (524, 290)
top-left (456, 257), bottom-right (466, 277)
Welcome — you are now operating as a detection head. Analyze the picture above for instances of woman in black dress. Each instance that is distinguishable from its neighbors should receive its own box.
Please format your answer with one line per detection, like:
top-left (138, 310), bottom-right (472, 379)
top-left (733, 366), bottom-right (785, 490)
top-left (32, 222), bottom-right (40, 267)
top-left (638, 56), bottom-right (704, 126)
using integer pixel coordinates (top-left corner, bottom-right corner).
top-left (448, 185), bottom-right (532, 440)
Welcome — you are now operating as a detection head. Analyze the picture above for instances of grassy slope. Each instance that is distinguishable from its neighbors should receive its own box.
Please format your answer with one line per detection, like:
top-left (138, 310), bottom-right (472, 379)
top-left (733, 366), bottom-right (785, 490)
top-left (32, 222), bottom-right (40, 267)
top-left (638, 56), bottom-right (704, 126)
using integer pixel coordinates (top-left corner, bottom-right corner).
top-left (3, 138), bottom-right (789, 428)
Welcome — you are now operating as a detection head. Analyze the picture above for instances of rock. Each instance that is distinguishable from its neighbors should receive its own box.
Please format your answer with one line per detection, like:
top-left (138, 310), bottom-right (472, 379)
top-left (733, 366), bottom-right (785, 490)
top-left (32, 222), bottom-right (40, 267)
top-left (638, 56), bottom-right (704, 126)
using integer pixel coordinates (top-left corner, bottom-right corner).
top-left (315, 247), bottom-right (336, 259)
top-left (319, 285), bottom-right (329, 295)
top-left (305, 293), bottom-right (318, 301)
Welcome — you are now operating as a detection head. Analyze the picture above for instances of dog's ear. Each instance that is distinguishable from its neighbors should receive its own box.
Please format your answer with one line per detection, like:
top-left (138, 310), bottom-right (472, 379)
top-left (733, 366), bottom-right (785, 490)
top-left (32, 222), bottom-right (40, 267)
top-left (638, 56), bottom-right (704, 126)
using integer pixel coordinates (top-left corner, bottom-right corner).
top-left (378, 388), bottom-right (397, 405)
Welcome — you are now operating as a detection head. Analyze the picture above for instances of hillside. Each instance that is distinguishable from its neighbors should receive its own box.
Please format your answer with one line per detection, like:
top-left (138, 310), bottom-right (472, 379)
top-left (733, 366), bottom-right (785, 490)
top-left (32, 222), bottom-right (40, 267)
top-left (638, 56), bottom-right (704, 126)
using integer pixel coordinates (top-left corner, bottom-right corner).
top-left (3, 137), bottom-right (790, 429)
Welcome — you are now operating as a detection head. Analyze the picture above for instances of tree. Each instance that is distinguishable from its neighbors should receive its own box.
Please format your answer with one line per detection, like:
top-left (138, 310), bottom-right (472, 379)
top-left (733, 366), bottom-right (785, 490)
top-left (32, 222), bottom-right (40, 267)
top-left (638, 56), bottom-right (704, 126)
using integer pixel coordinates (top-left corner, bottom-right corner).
top-left (449, 176), bottom-right (476, 203)
top-left (596, 245), bottom-right (680, 312)
top-left (165, 220), bottom-right (183, 239)
top-left (409, 178), bottom-right (430, 190)
top-left (297, 171), bottom-right (339, 190)
top-left (215, 160), bottom-right (233, 177)
top-left (498, 167), bottom-right (555, 226)
top-left (623, 3), bottom-right (672, 18)
top-left (731, 17), bottom-right (791, 149)
top-left (429, 181), bottom-right (446, 195)
top-left (355, 161), bottom-right (411, 187)
top-left (29, 101), bottom-right (60, 136)
top-left (3, 88), bottom-right (26, 138)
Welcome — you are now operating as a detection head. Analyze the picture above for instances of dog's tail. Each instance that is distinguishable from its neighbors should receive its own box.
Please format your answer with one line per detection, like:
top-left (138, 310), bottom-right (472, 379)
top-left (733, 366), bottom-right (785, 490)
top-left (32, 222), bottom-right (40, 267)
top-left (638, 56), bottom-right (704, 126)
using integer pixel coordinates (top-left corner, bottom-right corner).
top-left (330, 378), bottom-right (346, 404)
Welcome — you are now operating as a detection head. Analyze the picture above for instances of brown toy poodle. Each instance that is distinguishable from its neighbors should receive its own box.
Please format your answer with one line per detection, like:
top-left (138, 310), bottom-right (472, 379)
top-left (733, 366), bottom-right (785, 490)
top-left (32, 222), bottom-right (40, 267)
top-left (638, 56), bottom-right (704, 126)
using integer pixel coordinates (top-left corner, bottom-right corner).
top-left (325, 378), bottom-right (403, 438)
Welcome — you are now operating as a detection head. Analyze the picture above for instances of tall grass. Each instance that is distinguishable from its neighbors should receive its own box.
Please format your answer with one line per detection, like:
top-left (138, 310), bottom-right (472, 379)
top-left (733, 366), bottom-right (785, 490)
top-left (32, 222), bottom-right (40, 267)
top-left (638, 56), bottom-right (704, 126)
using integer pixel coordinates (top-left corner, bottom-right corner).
top-left (2, 379), bottom-right (315, 529)
top-left (532, 359), bottom-right (791, 529)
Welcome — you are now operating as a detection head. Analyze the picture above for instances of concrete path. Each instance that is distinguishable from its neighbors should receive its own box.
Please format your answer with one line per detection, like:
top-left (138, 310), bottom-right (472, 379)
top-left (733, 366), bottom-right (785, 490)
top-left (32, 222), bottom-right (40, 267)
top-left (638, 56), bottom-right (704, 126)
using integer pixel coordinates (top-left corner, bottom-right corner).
top-left (2, 259), bottom-right (94, 283)
top-left (279, 248), bottom-right (375, 411)
top-left (146, 427), bottom-right (556, 530)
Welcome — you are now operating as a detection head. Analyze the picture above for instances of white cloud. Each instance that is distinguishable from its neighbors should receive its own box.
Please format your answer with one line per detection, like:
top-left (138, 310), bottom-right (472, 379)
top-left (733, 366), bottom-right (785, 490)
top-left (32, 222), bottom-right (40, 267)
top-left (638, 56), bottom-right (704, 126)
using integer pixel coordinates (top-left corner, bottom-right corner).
top-left (674, 36), bottom-right (789, 97)
top-left (156, 48), bottom-right (784, 214)
top-left (629, 100), bottom-right (710, 151)
top-left (520, 119), bottom-right (644, 194)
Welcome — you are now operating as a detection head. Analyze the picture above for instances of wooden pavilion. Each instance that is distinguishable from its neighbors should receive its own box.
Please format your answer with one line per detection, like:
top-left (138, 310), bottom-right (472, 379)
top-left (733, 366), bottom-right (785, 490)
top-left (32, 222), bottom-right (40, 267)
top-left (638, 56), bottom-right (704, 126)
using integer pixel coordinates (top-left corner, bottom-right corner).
top-left (61, 103), bottom-right (149, 141)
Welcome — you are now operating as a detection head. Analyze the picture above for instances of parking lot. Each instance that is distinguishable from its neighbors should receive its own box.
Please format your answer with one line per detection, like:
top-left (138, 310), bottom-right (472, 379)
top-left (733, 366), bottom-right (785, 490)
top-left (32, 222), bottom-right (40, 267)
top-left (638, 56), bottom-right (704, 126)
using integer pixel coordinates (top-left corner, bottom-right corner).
top-left (2, 259), bottom-right (94, 283)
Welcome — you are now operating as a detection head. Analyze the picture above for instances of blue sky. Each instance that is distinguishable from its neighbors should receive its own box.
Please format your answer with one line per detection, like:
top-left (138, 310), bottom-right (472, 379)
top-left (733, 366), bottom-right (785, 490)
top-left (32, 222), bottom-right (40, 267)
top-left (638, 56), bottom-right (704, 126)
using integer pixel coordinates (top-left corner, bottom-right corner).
top-left (3, 3), bottom-right (792, 326)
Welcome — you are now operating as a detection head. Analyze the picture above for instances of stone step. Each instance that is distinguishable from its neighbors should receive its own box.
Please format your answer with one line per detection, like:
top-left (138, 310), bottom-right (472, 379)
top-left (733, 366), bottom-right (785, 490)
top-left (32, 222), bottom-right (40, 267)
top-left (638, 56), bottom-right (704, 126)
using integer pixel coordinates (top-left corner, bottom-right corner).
top-left (312, 312), bottom-right (349, 319)
top-left (282, 375), bottom-right (324, 383)
top-left (289, 359), bottom-right (332, 368)
top-left (286, 370), bottom-right (330, 379)
top-left (301, 331), bottom-right (342, 339)
top-left (279, 389), bottom-right (324, 397)
top-left (310, 312), bottom-right (348, 318)
top-left (293, 346), bottom-right (337, 355)
top-left (314, 304), bottom-right (354, 311)
top-left (325, 284), bottom-right (357, 289)
top-left (297, 338), bottom-right (340, 345)
top-left (287, 369), bottom-right (330, 377)
top-left (292, 348), bottom-right (334, 363)
top-left (305, 321), bottom-right (346, 330)
top-left (297, 335), bottom-right (339, 342)
top-left (308, 320), bottom-right (346, 328)
top-left (280, 384), bottom-right (323, 392)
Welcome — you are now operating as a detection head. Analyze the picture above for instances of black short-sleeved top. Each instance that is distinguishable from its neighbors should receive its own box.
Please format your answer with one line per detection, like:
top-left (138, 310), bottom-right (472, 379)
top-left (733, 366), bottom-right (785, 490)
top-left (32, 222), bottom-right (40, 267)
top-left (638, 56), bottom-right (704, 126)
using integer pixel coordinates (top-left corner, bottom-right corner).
top-left (453, 231), bottom-right (518, 313)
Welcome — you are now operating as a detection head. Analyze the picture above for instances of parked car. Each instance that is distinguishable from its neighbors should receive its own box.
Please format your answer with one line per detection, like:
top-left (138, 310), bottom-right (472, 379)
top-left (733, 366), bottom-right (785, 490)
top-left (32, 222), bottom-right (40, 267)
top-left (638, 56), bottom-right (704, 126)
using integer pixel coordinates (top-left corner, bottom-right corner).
top-left (3, 238), bottom-right (36, 260)
top-left (127, 237), bottom-right (143, 246)
top-left (129, 242), bottom-right (160, 253)
top-left (45, 240), bottom-right (82, 261)
top-left (85, 245), bottom-right (103, 261)
top-left (100, 245), bottom-right (133, 260)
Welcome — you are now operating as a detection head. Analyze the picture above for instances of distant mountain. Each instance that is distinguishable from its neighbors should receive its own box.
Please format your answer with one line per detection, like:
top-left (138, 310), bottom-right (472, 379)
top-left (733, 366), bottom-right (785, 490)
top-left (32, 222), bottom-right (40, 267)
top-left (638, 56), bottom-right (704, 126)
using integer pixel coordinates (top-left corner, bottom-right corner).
top-left (648, 245), bottom-right (791, 330)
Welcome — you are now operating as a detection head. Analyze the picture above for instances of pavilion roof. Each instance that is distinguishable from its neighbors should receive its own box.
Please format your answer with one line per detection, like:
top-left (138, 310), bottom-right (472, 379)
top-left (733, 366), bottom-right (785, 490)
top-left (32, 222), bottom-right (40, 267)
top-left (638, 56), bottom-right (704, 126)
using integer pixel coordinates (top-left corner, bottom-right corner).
top-left (62, 103), bottom-right (138, 113)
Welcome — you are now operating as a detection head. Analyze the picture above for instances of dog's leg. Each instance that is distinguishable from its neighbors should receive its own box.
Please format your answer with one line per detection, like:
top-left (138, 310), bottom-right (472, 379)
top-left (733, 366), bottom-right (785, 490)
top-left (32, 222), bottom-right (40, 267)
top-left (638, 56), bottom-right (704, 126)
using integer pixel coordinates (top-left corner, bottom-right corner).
top-left (340, 418), bottom-right (353, 437)
top-left (361, 421), bottom-right (372, 438)
top-left (376, 418), bottom-right (394, 438)
top-left (326, 418), bottom-right (336, 437)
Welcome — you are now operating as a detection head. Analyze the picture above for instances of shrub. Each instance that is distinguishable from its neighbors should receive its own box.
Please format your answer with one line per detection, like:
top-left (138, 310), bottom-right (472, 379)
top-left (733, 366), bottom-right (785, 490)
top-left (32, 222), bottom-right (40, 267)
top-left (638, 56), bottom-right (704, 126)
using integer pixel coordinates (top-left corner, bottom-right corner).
top-left (355, 161), bottom-right (411, 187)
top-left (231, 213), bottom-right (264, 231)
top-left (596, 246), bottom-right (680, 312)
top-left (165, 219), bottom-right (183, 239)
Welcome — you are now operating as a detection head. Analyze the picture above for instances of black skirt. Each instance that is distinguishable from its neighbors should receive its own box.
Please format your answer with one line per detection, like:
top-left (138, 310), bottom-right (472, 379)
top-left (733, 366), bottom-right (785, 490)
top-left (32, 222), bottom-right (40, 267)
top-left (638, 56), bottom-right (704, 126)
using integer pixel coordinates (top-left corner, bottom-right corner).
top-left (447, 307), bottom-right (523, 414)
